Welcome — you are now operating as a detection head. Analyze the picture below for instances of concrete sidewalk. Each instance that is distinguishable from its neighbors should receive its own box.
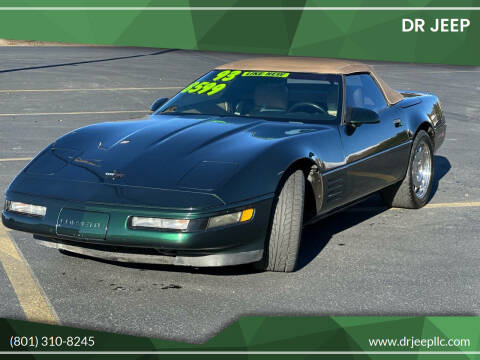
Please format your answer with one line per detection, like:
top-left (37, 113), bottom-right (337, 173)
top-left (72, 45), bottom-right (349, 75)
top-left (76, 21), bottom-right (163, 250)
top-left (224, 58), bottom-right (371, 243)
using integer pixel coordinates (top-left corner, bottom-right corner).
top-left (0, 38), bottom-right (106, 46)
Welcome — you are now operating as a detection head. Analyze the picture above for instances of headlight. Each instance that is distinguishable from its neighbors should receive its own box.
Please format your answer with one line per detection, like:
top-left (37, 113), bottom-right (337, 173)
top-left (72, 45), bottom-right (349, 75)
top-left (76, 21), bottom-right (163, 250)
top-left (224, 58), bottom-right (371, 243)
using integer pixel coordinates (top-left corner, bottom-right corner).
top-left (207, 208), bottom-right (254, 229)
top-left (130, 216), bottom-right (190, 231)
top-left (129, 208), bottom-right (254, 232)
top-left (5, 201), bottom-right (47, 217)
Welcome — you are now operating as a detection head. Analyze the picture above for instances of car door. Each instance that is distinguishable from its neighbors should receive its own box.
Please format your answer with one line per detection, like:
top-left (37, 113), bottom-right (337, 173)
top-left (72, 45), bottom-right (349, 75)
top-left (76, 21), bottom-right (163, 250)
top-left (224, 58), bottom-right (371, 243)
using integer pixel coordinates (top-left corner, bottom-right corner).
top-left (323, 73), bottom-right (410, 209)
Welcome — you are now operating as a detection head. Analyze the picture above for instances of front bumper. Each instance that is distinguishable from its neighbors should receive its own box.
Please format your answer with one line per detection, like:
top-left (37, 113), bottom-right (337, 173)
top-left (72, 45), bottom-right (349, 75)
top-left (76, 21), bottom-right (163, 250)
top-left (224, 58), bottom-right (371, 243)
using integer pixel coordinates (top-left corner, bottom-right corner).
top-left (35, 236), bottom-right (264, 267)
top-left (2, 192), bottom-right (274, 267)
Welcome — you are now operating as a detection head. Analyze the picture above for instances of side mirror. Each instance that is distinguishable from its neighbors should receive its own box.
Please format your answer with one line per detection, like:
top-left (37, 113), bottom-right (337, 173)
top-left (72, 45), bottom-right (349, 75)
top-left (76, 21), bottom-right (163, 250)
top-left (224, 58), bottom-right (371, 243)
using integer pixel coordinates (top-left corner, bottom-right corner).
top-left (150, 97), bottom-right (169, 112)
top-left (348, 107), bottom-right (380, 125)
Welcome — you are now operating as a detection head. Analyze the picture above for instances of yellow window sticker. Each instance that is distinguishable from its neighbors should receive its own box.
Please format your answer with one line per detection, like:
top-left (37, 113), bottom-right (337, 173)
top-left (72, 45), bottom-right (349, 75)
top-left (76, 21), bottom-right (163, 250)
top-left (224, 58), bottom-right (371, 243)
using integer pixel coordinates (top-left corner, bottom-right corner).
top-left (241, 71), bottom-right (290, 78)
top-left (180, 70), bottom-right (290, 97)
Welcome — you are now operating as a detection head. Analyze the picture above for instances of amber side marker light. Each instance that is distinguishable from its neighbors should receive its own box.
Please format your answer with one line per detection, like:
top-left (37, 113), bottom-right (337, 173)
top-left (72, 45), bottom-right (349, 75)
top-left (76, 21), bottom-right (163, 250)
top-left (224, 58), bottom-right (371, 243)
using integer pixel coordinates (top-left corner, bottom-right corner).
top-left (240, 208), bottom-right (254, 222)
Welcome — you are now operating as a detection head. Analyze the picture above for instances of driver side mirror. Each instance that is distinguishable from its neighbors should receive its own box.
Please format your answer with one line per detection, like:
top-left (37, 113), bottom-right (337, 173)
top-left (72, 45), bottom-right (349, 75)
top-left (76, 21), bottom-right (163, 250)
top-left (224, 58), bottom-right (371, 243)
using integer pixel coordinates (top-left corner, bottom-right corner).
top-left (150, 97), bottom-right (169, 112)
top-left (348, 107), bottom-right (380, 126)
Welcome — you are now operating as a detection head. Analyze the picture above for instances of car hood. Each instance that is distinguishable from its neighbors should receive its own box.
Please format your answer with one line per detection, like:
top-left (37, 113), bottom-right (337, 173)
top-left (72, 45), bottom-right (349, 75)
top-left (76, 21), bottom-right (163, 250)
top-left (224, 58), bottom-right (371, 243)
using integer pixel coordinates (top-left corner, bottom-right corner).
top-left (23, 114), bottom-right (327, 191)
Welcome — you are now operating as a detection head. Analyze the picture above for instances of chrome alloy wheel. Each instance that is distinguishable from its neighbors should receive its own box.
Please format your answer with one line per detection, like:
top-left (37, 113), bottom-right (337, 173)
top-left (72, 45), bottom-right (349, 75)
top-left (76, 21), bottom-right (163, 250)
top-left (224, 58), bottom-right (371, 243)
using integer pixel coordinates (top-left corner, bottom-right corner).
top-left (411, 141), bottom-right (432, 199)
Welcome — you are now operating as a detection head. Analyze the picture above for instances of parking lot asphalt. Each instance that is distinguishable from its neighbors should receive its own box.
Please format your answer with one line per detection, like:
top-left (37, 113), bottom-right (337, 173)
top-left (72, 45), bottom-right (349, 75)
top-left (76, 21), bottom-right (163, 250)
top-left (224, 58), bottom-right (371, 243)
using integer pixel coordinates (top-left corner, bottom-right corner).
top-left (0, 46), bottom-right (479, 343)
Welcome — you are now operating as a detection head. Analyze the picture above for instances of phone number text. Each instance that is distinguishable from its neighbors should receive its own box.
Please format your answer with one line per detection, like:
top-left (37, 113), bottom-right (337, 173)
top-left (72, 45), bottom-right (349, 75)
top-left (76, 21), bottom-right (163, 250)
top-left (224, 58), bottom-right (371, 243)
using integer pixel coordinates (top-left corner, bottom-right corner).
top-left (10, 336), bottom-right (95, 349)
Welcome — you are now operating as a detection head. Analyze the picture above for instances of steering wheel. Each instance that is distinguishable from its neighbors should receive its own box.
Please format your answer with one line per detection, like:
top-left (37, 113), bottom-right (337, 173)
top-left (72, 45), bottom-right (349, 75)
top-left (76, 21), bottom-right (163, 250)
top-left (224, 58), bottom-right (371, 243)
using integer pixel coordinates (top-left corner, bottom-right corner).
top-left (288, 102), bottom-right (327, 114)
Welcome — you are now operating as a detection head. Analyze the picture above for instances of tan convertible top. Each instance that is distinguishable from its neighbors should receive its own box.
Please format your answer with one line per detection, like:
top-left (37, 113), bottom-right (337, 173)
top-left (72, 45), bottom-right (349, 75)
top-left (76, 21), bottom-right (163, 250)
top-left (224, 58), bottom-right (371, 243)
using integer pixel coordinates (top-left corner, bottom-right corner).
top-left (217, 57), bottom-right (403, 105)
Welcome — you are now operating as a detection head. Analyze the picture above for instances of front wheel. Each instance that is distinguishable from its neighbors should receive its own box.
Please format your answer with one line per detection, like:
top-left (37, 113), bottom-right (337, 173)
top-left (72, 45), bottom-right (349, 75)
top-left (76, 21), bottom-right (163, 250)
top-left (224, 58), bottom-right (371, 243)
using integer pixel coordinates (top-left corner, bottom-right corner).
top-left (381, 130), bottom-right (434, 209)
top-left (255, 170), bottom-right (305, 272)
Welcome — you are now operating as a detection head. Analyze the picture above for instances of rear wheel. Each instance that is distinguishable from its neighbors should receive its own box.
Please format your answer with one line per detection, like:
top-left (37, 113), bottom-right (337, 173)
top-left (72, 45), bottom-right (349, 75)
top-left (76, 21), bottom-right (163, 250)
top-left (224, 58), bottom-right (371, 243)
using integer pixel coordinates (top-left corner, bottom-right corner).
top-left (256, 170), bottom-right (305, 272)
top-left (381, 130), bottom-right (434, 209)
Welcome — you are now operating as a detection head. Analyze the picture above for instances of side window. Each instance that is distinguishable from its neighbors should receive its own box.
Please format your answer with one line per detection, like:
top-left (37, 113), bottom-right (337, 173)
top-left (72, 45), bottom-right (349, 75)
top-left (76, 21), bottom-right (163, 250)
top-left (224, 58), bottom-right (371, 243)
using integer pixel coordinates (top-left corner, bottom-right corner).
top-left (345, 74), bottom-right (387, 112)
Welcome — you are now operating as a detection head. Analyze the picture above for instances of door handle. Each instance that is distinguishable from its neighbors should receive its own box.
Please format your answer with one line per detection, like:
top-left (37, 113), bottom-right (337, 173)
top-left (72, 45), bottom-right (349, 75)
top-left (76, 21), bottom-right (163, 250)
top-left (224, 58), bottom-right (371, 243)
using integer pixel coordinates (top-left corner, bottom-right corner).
top-left (393, 119), bottom-right (402, 127)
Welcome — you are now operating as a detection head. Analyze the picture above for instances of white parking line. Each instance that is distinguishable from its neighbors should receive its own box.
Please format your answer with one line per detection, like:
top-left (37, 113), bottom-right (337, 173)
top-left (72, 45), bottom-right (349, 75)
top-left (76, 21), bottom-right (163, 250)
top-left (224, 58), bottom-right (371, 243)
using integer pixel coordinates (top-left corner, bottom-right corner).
top-left (0, 157), bottom-right (33, 162)
top-left (0, 87), bottom-right (182, 93)
top-left (0, 110), bottom-right (150, 117)
top-left (347, 201), bottom-right (480, 212)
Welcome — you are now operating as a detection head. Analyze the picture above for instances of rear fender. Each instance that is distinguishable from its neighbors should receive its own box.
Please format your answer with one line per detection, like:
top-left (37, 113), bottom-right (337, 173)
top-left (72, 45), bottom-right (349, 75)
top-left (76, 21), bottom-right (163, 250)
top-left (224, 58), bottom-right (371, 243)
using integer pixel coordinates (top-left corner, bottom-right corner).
top-left (399, 92), bottom-right (445, 151)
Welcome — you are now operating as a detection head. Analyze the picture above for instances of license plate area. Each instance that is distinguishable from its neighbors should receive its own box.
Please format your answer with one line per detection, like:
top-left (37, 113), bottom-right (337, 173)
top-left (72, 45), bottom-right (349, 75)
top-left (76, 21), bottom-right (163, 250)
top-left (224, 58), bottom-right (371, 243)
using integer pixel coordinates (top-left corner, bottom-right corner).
top-left (56, 209), bottom-right (109, 240)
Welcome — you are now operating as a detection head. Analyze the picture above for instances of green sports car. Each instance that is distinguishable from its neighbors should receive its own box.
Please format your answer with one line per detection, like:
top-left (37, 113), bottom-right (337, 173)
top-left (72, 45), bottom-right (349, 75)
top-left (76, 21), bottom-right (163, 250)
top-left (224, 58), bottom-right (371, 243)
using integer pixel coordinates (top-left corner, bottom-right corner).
top-left (2, 57), bottom-right (446, 272)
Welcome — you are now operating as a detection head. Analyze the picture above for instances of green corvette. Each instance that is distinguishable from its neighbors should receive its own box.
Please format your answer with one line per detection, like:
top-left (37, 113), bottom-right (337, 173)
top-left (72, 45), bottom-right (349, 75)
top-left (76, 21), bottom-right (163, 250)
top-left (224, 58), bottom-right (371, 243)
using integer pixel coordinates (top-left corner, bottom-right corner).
top-left (2, 57), bottom-right (446, 272)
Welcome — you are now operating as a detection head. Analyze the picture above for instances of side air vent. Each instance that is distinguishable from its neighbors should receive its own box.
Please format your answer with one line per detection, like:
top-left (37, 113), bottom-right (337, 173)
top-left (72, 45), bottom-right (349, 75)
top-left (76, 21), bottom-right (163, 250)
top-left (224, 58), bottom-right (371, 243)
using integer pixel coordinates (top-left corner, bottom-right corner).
top-left (326, 177), bottom-right (344, 204)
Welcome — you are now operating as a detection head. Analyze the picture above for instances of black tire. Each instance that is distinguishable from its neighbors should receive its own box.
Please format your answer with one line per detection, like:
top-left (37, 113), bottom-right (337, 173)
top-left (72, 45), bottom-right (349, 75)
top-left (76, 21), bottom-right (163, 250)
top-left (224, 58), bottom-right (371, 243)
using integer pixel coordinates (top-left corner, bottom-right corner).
top-left (381, 130), bottom-right (434, 209)
top-left (256, 170), bottom-right (305, 272)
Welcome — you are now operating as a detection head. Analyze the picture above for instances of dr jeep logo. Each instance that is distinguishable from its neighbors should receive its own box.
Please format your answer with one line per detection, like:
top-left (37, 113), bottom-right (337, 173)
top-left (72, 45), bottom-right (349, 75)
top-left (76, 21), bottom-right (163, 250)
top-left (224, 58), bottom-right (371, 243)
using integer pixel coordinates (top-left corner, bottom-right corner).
top-left (402, 18), bottom-right (471, 33)
top-left (104, 170), bottom-right (125, 180)
top-left (58, 218), bottom-right (102, 229)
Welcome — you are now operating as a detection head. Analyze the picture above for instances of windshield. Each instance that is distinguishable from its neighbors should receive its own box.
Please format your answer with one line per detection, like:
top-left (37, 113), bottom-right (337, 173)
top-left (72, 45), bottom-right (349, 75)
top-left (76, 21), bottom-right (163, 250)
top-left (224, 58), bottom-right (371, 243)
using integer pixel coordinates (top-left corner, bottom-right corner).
top-left (157, 70), bottom-right (343, 123)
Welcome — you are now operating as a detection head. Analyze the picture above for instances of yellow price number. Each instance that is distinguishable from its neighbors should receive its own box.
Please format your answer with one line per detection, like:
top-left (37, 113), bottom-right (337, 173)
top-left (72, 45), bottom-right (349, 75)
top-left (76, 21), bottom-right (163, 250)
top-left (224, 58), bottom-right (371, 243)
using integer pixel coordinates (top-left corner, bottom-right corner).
top-left (212, 70), bottom-right (242, 82)
top-left (181, 81), bottom-right (199, 93)
top-left (181, 81), bottom-right (226, 96)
